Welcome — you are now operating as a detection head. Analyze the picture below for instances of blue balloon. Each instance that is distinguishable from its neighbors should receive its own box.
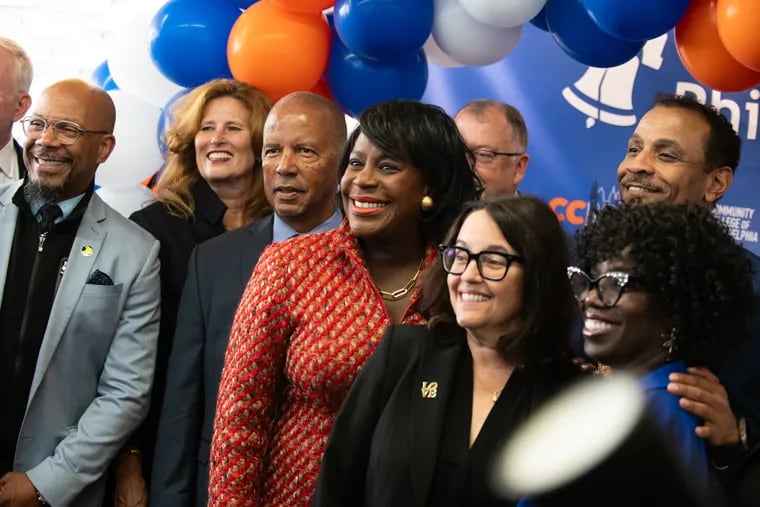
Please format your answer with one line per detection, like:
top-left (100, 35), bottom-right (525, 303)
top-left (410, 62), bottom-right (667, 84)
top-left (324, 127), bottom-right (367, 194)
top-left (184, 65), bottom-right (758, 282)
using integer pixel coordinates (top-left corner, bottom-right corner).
top-left (335, 0), bottom-right (433, 60)
top-left (326, 34), bottom-right (428, 117)
top-left (150, 0), bottom-right (239, 88)
top-left (226, 0), bottom-right (258, 9)
top-left (157, 88), bottom-right (191, 159)
top-left (91, 60), bottom-right (119, 91)
top-left (530, 5), bottom-right (549, 32)
top-left (546, 0), bottom-right (644, 68)
top-left (581, 0), bottom-right (690, 42)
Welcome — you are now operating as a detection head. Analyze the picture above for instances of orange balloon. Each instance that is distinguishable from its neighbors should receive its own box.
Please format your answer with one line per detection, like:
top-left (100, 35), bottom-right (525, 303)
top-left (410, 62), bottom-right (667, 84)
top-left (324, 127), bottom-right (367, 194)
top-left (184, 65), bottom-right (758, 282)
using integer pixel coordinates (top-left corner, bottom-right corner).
top-left (674, 0), bottom-right (760, 92)
top-left (717, 0), bottom-right (760, 71)
top-left (271, 0), bottom-right (335, 14)
top-left (227, 1), bottom-right (330, 98)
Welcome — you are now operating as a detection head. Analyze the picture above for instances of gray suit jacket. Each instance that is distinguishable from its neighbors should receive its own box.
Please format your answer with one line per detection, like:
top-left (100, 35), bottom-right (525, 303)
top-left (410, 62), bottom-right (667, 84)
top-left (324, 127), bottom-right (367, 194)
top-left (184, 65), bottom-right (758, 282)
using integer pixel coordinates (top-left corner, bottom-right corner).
top-left (0, 180), bottom-right (161, 507)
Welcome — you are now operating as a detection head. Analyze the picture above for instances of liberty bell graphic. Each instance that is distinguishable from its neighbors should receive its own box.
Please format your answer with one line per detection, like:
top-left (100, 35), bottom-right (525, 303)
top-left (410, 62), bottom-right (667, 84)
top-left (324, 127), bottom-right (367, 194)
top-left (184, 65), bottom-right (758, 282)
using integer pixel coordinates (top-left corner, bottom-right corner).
top-left (562, 34), bottom-right (668, 128)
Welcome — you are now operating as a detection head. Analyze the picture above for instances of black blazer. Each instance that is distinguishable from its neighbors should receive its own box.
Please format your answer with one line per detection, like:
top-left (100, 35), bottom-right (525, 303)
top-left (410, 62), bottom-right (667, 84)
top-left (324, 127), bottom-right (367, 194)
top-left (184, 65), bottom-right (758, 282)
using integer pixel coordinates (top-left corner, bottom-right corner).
top-left (313, 325), bottom-right (579, 507)
top-left (128, 180), bottom-right (227, 478)
top-left (14, 139), bottom-right (26, 179)
top-left (150, 215), bottom-right (274, 507)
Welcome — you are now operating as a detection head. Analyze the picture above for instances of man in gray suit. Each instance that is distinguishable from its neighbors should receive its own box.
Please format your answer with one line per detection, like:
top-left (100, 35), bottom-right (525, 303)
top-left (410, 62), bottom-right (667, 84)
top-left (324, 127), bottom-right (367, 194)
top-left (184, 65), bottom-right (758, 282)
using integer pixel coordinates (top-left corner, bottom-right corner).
top-left (150, 91), bottom-right (346, 506)
top-left (0, 79), bottom-right (160, 506)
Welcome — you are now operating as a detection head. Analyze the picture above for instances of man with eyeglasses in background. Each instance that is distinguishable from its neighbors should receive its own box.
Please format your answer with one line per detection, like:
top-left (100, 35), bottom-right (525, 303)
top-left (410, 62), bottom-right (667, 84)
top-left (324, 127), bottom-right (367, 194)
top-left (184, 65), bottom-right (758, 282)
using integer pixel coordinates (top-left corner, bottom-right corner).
top-left (0, 79), bottom-right (159, 507)
top-left (454, 99), bottom-right (529, 198)
top-left (0, 37), bottom-right (33, 184)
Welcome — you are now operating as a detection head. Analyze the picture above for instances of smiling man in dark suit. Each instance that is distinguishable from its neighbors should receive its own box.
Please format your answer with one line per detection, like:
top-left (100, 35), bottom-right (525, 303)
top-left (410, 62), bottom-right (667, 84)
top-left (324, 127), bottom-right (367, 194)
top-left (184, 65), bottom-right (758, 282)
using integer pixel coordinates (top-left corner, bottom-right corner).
top-left (150, 91), bottom-right (346, 507)
top-left (0, 79), bottom-right (159, 506)
top-left (0, 37), bottom-right (32, 184)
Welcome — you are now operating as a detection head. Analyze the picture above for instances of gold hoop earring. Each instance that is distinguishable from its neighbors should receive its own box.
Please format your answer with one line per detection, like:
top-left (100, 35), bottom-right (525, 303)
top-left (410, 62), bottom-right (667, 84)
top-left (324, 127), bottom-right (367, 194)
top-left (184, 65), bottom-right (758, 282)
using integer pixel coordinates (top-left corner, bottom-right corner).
top-left (421, 195), bottom-right (434, 212)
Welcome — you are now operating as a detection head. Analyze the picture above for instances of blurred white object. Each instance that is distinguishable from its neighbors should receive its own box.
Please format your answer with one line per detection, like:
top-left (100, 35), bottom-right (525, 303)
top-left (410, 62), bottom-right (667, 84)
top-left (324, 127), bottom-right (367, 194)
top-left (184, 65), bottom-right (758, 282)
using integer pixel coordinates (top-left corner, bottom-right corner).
top-left (97, 184), bottom-right (156, 218)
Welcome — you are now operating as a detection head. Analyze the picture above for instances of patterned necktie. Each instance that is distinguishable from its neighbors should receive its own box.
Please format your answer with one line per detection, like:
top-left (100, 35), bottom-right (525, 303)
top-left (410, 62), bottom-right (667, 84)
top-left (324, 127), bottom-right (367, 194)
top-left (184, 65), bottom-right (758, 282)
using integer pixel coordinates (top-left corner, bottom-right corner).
top-left (39, 203), bottom-right (63, 233)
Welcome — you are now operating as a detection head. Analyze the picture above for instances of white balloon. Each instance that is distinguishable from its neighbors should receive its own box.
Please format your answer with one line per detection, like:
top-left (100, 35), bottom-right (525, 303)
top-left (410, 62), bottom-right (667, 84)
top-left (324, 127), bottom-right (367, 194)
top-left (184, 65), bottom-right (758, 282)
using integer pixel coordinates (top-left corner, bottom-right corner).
top-left (432, 0), bottom-right (523, 67)
top-left (96, 185), bottom-right (156, 218)
top-left (345, 114), bottom-right (359, 136)
top-left (96, 91), bottom-right (164, 189)
top-left (459, 0), bottom-right (546, 29)
top-left (423, 34), bottom-right (464, 68)
top-left (107, 6), bottom-right (185, 109)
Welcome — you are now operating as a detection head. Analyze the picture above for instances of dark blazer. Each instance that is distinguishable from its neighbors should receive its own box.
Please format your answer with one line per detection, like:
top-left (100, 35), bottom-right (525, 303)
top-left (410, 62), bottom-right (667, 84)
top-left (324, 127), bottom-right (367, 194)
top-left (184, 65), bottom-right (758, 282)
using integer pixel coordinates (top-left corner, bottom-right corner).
top-left (313, 324), bottom-right (579, 507)
top-left (128, 180), bottom-right (226, 478)
top-left (719, 249), bottom-right (760, 450)
top-left (14, 139), bottom-right (26, 180)
top-left (150, 215), bottom-right (274, 507)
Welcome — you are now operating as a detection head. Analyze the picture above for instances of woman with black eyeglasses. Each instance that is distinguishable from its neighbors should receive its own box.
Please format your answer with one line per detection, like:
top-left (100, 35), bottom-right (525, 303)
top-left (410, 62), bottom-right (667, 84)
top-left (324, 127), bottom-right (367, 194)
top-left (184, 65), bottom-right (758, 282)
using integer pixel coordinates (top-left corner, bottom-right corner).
top-left (571, 201), bottom-right (754, 504)
top-left (312, 196), bottom-right (581, 507)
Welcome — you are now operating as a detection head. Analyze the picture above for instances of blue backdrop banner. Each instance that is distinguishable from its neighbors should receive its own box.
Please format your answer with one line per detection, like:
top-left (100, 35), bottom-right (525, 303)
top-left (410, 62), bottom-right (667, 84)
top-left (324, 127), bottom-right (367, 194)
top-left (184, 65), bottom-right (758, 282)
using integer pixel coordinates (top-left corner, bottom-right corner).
top-left (422, 25), bottom-right (760, 256)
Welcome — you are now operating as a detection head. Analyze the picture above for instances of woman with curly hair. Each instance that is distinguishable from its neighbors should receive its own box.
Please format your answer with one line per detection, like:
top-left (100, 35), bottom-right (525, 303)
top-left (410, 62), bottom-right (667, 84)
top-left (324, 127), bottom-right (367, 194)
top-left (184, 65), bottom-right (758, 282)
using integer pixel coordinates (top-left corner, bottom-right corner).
top-left (570, 201), bottom-right (755, 501)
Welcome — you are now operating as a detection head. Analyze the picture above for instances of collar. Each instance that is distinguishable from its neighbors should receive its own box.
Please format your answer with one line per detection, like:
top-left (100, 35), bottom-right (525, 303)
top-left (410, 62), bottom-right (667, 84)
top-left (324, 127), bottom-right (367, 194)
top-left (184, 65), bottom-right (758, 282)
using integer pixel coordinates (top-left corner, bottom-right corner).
top-left (0, 137), bottom-right (19, 181)
top-left (272, 209), bottom-right (342, 243)
top-left (191, 178), bottom-right (227, 227)
top-left (639, 360), bottom-right (687, 391)
top-left (15, 180), bottom-right (94, 225)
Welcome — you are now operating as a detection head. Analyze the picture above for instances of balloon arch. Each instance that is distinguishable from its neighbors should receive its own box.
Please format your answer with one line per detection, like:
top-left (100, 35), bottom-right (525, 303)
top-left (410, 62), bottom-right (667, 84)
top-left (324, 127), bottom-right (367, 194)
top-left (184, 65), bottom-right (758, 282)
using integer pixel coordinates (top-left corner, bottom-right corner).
top-left (89, 0), bottom-right (760, 222)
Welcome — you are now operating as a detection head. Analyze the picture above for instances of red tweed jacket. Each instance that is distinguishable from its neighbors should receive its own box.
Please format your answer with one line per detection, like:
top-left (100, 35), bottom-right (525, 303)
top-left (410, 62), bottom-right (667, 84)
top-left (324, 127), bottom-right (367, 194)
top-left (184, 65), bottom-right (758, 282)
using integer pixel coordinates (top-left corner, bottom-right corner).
top-left (209, 220), bottom-right (435, 506)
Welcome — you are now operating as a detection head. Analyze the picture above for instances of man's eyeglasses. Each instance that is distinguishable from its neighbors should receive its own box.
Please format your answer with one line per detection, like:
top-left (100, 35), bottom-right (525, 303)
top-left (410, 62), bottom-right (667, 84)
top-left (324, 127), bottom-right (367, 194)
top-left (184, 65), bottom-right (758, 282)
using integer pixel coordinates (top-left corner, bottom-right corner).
top-left (472, 149), bottom-right (524, 166)
top-left (20, 116), bottom-right (110, 146)
top-left (567, 266), bottom-right (641, 307)
top-left (440, 244), bottom-right (524, 281)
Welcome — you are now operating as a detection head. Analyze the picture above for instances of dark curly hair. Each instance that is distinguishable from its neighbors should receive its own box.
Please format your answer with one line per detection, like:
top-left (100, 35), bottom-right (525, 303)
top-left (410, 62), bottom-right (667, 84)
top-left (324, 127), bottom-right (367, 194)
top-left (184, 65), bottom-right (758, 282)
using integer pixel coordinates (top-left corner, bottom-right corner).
top-left (421, 196), bottom-right (576, 366)
top-left (574, 201), bottom-right (755, 369)
top-left (339, 99), bottom-right (482, 244)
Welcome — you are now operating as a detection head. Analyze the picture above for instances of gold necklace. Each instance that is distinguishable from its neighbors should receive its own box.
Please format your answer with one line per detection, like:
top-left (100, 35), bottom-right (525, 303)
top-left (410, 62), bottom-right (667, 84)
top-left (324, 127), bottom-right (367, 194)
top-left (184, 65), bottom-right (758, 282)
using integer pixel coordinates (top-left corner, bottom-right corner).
top-left (376, 257), bottom-right (425, 302)
top-left (492, 389), bottom-right (502, 403)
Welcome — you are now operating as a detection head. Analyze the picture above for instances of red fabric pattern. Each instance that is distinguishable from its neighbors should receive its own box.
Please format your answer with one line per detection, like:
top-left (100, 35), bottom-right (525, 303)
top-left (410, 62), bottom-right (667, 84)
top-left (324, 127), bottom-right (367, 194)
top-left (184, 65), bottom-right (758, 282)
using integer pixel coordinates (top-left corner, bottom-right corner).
top-left (209, 220), bottom-right (433, 506)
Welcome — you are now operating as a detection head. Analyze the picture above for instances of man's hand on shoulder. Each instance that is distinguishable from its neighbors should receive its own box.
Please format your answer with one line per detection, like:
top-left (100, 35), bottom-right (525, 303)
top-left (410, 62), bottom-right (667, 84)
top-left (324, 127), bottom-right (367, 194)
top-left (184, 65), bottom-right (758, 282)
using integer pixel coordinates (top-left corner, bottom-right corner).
top-left (667, 366), bottom-right (741, 447)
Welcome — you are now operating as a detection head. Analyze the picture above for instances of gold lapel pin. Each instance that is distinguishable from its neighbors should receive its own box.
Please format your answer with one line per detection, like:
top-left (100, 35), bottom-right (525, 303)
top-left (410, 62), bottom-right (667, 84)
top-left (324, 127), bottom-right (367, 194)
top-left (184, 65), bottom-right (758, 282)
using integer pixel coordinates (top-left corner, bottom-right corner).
top-left (421, 381), bottom-right (438, 399)
top-left (81, 245), bottom-right (94, 257)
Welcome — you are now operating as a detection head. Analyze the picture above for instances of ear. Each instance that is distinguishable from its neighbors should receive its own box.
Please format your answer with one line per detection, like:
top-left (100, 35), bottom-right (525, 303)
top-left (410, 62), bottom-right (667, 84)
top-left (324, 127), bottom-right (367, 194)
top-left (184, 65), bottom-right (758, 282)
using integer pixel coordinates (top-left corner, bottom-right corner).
top-left (704, 166), bottom-right (733, 204)
top-left (12, 93), bottom-right (31, 122)
top-left (96, 135), bottom-right (116, 164)
top-left (513, 153), bottom-right (530, 186)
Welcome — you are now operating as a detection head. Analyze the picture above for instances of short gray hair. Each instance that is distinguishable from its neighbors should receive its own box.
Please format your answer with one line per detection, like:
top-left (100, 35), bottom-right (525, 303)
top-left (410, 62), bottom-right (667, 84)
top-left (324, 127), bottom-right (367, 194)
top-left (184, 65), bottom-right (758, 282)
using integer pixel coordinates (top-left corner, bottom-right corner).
top-left (457, 99), bottom-right (528, 149)
top-left (0, 37), bottom-right (33, 93)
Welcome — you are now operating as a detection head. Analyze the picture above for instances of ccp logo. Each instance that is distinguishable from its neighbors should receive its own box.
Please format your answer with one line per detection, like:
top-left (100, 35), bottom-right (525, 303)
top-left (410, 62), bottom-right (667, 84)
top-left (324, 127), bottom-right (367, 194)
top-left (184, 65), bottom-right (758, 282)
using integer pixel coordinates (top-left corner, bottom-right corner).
top-left (550, 197), bottom-right (588, 226)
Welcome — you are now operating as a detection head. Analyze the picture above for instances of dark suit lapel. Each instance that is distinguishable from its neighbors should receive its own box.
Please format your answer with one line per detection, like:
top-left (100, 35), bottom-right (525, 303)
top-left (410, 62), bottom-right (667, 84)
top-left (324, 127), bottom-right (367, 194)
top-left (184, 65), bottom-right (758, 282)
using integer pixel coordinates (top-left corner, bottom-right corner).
top-left (14, 140), bottom-right (26, 179)
top-left (239, 215), bottom-right (273, 288)
top-left (30, 194), bottom-right (107, 398)
top-left (411, 339), bottom-right (465, 507)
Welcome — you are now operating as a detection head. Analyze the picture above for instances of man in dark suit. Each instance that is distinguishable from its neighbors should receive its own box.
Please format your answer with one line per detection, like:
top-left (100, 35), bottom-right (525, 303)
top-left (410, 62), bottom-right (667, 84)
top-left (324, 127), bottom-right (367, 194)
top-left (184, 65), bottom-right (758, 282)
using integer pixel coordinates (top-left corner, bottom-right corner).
top-left (0, 79), bottom-right (159, 506)
top-left (150, 91), bottom-right (347, 506)
top-left (616, 94), bottom-right (760, 503)
top-left (0, 37), bottom-right (32, 184)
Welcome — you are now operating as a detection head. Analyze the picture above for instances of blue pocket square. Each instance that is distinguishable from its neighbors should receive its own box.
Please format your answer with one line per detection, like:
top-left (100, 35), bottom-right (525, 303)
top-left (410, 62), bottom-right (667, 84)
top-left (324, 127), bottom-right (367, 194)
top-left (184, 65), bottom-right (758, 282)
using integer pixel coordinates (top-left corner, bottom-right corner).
top-left (87, 269), bottom-right (114, 286)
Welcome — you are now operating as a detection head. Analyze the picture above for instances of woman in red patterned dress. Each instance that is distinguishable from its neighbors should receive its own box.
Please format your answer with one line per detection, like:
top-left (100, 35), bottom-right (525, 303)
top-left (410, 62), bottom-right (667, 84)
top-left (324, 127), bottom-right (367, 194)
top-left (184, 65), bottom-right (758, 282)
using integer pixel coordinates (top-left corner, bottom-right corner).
top-left (208, 99), bottom-right (481, 506)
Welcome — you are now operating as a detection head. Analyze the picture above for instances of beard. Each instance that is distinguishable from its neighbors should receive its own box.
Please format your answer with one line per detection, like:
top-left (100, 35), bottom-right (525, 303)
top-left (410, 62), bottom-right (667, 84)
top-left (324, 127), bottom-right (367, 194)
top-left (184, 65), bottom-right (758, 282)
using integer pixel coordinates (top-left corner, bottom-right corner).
top-left (23, 176), bottom-right (64, 204)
